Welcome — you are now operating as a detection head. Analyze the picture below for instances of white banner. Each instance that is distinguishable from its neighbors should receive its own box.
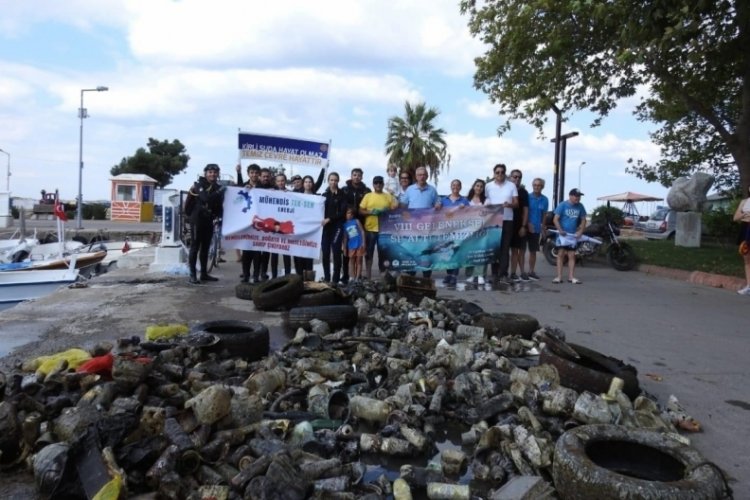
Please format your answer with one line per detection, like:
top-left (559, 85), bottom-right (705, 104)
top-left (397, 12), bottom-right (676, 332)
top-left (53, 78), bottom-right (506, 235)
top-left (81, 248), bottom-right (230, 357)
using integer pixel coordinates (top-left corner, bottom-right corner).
top-left (221, 186), bottom-right (324, 259)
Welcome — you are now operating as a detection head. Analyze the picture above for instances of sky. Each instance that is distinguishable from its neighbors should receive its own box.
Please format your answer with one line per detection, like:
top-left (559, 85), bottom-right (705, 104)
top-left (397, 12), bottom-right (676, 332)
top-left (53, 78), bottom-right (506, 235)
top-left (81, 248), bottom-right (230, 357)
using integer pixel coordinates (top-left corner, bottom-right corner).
top-left (0, 0), bottom-right (670, 216)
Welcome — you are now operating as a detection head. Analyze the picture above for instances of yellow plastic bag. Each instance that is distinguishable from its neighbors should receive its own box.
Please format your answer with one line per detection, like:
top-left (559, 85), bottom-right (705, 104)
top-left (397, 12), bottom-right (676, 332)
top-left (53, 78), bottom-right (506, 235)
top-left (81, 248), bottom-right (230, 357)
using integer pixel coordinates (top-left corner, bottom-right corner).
top-left (145, 323), bottom-right (189, 341)
top-left (24, 348), bottom-right (92, 375)
top-left (93, 473), bottom-right (122, 500)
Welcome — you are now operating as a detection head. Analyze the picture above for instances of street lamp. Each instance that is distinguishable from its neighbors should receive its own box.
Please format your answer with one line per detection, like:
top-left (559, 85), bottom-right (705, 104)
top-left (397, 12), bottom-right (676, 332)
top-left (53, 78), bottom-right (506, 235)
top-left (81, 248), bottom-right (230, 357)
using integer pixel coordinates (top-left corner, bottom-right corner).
top-left (77, 86), bottom-right (109, 229)
top-left (577, 161), bottom-right (587, 190)
top-left (0, 148), bottom-right (9, 191)
top-left (550, 131), bottom-right (579, 204)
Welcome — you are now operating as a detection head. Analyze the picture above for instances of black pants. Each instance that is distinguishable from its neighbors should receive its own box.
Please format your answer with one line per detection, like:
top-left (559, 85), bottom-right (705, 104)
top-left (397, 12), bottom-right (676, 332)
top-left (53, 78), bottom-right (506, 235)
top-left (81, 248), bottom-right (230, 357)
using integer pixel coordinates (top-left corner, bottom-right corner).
top-left (189, 219), bottom-right (213, 276)
top-left (241, 250), bottom-right (257, 280)
top-left (294, 256), bottom-right (313, 274)
top-left (270, 253), bottom-right (291, 278)
top-left (321, 224), bottom-right (343, 282)
top-left (253, 252), bottom-right (270, 280)
top-left (492, 220), bottom-right (514, 277)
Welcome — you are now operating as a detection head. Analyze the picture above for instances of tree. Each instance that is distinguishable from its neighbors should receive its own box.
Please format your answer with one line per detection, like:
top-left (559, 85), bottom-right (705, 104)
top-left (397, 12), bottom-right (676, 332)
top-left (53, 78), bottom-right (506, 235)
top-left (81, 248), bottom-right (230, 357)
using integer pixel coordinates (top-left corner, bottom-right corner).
top-left (385, 101), bottom-right (450, 182)
top-left (460, 0), bottom-right (750, 192)
top-left (110, 138), bottom-right (190, 188)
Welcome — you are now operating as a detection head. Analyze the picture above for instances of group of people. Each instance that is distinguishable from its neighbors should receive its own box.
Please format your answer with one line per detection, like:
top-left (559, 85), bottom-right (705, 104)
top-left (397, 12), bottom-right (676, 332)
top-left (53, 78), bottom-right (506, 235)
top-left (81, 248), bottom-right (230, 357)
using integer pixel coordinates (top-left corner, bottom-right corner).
top-left (184, 161), bottom-right (590, 286)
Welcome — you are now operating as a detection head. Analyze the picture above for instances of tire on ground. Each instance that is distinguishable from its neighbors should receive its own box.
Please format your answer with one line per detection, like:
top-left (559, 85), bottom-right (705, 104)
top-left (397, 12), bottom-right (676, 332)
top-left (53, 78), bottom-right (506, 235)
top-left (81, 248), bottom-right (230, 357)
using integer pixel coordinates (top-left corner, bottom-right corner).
top-left (553, 424), bottom-right (728, 500)
top-left (472, 312), bottom-right (540, 340)
top-left (235, 282), bottom-right (255, 301)
top-left (252, 274), bottom-right (304, 310)
top-left (540, 342), bottom-right (640, 399)
top-left (293, 288), bottom-right (344, 308)
top-left (287, 305), bottom-right (358, 331)
top-left (191, 320), bottom-right (269, 361)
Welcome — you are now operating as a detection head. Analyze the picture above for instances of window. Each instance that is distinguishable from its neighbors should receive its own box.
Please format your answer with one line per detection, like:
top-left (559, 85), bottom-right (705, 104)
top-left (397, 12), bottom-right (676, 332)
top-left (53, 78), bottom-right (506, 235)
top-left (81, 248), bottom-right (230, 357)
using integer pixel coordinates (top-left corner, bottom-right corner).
top-left (116, 184), bottom-right (136, 201)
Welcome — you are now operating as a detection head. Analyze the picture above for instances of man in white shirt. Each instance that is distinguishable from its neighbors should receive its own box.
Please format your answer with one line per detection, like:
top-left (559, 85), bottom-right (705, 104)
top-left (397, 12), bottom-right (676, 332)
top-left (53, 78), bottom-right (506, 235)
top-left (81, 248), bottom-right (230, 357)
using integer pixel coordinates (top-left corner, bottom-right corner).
top-left (484, 163), bottom-right (518, 281)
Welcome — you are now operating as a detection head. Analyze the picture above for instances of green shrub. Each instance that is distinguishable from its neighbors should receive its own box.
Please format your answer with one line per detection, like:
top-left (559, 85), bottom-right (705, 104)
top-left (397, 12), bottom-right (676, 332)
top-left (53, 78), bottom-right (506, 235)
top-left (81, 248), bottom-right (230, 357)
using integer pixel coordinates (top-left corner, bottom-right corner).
top-left (590, 205), bottom-right (625, 226)
top-left (702, 199), bottom-right (741, 241)
top-left (83, 203), bottom-right (109, 220)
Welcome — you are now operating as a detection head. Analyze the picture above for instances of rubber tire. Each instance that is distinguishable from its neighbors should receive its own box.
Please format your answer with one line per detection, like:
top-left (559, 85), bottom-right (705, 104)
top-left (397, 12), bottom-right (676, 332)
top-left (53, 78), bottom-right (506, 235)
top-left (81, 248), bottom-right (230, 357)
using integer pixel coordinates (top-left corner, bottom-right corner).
top-left (252, 274), bottom-right (304, 311)
top-left (287, 305), bottom-right (358, 331)
top-left (543, 237), bottom-right (559, 266)
top-left (293, 288), bottom-right (344, 308)
top-left (235, 282), bottom-right (255, 301)
top-left (473, 312), bottom-right (540, 340)
top-left (553, 424), bottom-right (727, 500)
top-left (191, 320), bottom-right (269, 361)
top-left (539, 343), bottom-right (640, 399)
top-left (607, 242), bottom-right (636, 271)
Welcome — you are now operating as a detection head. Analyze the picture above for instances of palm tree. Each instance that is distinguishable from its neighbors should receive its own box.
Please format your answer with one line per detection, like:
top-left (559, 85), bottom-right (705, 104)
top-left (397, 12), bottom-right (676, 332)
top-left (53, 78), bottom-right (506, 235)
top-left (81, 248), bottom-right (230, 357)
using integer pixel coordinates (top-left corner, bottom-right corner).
top-left (385, 101), bottom-right (449, 183)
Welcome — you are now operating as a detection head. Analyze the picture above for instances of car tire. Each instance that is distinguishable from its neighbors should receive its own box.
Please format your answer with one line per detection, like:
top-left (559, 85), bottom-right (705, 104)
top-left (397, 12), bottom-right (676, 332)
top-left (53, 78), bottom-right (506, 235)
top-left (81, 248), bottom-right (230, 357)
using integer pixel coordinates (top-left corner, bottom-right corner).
top-left (293, 288), bottom-right (344, 308)
top-left (472, 312), bottom-right (540, 340)
top-left (235, 282), bottom-right (255, 301)
top-left (287, 305), bottom-right (358, 331)
top-left (191, 320), bottom-right (269, 361)
top-left (252, 274), bottom-right (304, 311)
top-left (540, 343), bottom-right (640, 399)
top-left (553, 424), bottom-right (728, 500)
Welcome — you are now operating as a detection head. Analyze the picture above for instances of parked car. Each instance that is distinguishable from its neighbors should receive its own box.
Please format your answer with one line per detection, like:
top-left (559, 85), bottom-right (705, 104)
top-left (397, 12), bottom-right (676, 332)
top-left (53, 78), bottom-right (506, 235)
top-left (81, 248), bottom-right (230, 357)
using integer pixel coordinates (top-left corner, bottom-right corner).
top-left (643, 207), bottom-right (676, 239)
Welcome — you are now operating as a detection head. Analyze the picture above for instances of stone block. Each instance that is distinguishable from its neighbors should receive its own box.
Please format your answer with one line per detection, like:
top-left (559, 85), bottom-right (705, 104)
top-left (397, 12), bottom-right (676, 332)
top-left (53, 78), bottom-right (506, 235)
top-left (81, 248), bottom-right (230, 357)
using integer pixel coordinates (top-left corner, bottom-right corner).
top-left (675, 212), bottom-right (702, 248)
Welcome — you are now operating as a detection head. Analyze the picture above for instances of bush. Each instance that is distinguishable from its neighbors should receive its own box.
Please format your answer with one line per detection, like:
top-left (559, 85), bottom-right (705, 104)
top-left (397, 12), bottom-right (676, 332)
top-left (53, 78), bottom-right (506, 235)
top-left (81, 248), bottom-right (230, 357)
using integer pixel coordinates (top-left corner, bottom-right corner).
top-left (590, 205), bottom-right (625, 226)
top-left (702, 199), bottom-right (741, 241)
top-left (83, 203), bottom-right (109, 220)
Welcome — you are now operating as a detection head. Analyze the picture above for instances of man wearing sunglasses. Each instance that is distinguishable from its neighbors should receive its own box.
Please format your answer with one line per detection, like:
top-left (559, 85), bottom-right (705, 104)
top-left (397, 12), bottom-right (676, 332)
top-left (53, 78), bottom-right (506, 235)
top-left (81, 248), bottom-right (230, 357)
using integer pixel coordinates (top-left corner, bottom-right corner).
top-left (484, 163), bottom-right (518, 282)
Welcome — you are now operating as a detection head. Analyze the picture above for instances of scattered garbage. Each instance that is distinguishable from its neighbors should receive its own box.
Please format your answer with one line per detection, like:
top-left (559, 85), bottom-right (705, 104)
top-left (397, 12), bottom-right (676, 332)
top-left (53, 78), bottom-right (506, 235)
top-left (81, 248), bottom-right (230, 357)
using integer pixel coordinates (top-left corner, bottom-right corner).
top-left (0, 278), bottom-right (730, 499)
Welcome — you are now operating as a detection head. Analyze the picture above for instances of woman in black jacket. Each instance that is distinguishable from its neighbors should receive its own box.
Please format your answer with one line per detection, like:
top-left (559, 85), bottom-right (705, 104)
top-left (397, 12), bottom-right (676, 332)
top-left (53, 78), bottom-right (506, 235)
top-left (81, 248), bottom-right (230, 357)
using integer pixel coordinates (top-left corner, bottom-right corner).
top-left (321, 172), bottom-right (347, 283)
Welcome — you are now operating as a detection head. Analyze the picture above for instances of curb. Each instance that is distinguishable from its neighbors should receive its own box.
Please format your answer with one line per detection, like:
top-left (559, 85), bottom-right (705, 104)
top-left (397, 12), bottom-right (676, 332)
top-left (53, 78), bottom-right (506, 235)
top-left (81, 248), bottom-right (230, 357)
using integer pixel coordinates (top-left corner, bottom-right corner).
top-left (639, 264), bottom-right (746, 292)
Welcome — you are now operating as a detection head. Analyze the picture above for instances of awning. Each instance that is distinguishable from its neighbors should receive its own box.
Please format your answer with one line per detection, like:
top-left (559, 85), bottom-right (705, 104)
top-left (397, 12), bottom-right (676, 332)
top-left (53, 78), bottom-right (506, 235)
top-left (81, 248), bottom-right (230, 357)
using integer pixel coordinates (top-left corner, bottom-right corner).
top-left (597, 192), bottom-right (663, 202)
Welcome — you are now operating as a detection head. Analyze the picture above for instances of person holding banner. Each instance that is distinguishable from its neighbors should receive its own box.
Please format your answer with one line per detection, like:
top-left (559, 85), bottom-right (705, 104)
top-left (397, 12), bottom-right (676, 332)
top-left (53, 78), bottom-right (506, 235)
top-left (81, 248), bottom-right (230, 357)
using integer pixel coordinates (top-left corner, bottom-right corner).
top-left (270, 173), bottom-right (292, 277)
top-left (252, 168), bottom-right (275, 281)
top-left (465, 179), bottom-right (487, 285)
top-left (359, 175), bottom-right (398, 279)
top-left (185, 163), bottom-right (225, 284)
top-left (321, 172), bottom-right (348, 283)
top-left (441, 179), bottom-right (470, 285)
top-left (400, 166), bottom-right (441, 278)
top-left (485, 163), bottom-right (518, 283)
top-left (237, 163), bottom-right (260, 282)
top-left (294, 175), bottom-right (318, 276)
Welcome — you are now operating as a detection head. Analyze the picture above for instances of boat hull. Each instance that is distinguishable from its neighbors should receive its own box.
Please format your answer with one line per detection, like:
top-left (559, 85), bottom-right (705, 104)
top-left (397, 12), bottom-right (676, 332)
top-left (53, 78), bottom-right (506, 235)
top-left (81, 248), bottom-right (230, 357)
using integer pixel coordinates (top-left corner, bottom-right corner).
top-left (0, 268), bottom-right (79, 309)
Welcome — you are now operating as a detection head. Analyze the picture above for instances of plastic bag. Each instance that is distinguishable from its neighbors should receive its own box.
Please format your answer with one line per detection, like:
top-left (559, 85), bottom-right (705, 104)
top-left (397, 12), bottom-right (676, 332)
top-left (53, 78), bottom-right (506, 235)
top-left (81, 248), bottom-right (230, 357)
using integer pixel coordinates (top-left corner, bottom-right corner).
top-left (24, 348), bottom-right (92, 375)
top-left (145, 323), bottom-right (189, 341)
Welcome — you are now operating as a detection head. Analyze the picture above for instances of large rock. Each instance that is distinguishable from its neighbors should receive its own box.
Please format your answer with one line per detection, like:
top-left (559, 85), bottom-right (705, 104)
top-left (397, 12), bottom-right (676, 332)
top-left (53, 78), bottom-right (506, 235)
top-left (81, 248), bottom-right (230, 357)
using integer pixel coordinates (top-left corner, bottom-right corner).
top-left (666, 173), bottom-right (714, 212)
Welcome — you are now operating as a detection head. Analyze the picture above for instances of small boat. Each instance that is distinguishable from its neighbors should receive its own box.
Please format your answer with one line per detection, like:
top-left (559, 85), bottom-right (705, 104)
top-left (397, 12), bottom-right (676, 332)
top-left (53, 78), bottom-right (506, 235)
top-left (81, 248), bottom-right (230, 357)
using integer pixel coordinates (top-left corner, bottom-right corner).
top-left (0, 267), bottom-right (79, 311)
top-left (93, 240), bottom-right (151, 267)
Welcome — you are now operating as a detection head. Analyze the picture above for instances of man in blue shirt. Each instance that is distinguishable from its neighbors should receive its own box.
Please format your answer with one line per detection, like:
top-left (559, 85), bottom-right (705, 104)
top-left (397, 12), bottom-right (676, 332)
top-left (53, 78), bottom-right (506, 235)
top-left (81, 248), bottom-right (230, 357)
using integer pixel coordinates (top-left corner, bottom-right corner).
top-left (553, 188), bottom-right (586, 284)
top-left (526, 177), bottom-right (549, 280)
top-left (400, 166), bottom-right (441, 209)
top-left (400, 166), bottom-right (441, 277)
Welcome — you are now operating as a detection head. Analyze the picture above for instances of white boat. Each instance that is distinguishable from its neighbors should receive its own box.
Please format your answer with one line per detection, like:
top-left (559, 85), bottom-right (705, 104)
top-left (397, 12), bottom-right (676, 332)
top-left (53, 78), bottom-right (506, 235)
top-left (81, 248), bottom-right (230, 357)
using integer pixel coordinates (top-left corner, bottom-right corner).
top-left (0, 267), bottom-right (79, 311)
top-left (94, 240), bottom-right (151, 266)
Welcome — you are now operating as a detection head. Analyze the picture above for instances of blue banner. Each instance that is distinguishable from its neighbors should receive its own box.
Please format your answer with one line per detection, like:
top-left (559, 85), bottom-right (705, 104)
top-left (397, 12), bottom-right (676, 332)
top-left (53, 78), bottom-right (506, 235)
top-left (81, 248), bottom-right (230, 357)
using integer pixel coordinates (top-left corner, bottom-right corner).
top-left (238, 131), bottom-right (329, 166)
top-left (378, 205), bottom-right (504, 271)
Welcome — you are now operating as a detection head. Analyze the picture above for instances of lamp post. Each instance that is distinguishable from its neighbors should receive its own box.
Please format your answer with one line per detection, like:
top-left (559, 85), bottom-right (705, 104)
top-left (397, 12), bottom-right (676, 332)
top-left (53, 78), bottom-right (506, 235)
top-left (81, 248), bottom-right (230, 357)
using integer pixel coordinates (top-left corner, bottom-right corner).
top-left (0, 149), bottom-right (9, 191)
top-left (550, 131), bottom-right (579, 204)
top-left (577, 161), bottom-right (586, 190)
top-left (77, 86), bottom-right (109, 229)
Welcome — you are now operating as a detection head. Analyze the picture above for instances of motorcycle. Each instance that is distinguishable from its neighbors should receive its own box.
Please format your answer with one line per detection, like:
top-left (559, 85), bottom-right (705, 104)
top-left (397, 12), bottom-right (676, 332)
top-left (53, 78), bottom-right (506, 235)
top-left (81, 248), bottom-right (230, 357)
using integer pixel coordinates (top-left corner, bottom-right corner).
top-left (542, 216), bottom-right (636, 271)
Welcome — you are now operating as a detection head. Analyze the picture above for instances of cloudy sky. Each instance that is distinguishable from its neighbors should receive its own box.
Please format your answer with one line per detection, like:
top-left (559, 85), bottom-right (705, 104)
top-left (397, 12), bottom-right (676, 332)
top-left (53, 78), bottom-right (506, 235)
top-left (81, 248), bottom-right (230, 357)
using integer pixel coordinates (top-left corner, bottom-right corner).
top-left (0, 0), bottom-right (668, 213)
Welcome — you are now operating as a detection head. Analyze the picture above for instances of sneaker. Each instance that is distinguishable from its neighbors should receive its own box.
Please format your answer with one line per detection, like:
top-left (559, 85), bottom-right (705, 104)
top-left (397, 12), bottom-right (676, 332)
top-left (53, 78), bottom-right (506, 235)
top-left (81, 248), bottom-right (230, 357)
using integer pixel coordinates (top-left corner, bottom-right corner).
top-left (477, 276), bottom-right (485, 285)
top-left (738, 286), bottom-right (750, 296)
top-left (527, 272), bottom-right (540, 281)
top-left (520, 273), bottom-right (530, 282)
top-left (510, 273), bottom-right (520, 283)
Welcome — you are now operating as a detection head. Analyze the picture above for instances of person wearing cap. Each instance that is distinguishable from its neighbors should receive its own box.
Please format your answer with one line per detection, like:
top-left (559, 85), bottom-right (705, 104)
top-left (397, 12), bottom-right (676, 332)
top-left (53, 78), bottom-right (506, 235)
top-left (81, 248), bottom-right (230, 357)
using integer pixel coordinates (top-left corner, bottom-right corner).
top-left (359, 175), bottom-right (398, 279)
top-left (186, 163), bottom-right (225, 284)
top-left (552, 188), bottom-right (587, 284)
top-left (290, 174), bottom-right (303, 192)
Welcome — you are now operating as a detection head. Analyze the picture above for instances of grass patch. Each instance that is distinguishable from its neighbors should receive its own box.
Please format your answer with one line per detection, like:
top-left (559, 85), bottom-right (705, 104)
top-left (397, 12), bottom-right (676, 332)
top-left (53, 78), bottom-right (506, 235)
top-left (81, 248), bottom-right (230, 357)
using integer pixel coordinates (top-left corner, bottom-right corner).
top-left (627, 238), bottom-right (744, 278)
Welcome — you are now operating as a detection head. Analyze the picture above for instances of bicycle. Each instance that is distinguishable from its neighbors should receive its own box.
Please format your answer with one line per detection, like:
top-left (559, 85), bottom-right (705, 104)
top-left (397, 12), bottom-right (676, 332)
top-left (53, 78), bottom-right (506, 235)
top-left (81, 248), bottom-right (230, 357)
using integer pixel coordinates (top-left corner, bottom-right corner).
top-left (206, 217), bottom-right (223, 273)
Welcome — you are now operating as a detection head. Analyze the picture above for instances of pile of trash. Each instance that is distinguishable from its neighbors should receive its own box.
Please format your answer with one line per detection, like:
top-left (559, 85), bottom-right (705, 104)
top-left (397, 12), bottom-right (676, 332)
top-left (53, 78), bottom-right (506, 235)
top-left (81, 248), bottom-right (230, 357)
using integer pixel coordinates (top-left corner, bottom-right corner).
top-left (0, 279), bottom-right (730, 499)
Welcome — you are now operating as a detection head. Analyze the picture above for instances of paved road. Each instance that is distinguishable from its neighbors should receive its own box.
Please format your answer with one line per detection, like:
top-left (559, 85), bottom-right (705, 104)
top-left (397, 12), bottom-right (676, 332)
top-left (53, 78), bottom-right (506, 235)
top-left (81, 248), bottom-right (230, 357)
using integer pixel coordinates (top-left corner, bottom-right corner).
top-left (0, 249), bottom-right (746, 496)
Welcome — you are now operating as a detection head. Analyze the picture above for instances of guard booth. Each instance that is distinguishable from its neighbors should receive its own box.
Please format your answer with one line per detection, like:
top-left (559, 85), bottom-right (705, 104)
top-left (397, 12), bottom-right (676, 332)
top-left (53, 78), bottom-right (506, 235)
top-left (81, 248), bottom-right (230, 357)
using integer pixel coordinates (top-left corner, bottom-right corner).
top-left (109, 174), bottom-right (158, 222)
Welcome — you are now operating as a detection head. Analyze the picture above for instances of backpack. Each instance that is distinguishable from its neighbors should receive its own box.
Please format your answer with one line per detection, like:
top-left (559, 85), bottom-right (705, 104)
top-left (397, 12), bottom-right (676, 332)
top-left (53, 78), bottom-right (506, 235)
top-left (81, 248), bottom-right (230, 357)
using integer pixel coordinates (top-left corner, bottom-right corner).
top-left (184, 193), bottom-right (196, 217)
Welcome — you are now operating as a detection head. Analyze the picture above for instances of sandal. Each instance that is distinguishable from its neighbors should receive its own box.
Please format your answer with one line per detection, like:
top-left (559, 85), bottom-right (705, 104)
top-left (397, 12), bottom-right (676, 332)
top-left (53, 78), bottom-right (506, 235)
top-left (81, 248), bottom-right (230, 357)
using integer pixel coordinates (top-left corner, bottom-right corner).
top-left (552, 277), bottom-right (563, 284)
top-left (568, 278), bottom-right (582, 284)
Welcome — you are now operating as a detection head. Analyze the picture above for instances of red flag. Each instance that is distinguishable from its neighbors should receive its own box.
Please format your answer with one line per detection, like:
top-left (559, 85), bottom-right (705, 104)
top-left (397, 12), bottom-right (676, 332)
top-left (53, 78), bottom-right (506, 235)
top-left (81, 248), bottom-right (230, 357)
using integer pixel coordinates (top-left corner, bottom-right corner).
top-left (54, 200), bottom-right (67, 221)
top-left (122, 240), bottom-right (130, 253)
